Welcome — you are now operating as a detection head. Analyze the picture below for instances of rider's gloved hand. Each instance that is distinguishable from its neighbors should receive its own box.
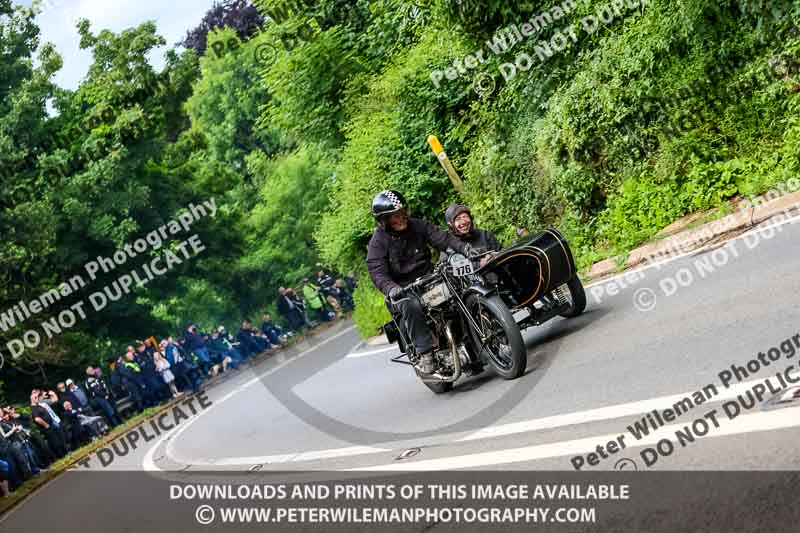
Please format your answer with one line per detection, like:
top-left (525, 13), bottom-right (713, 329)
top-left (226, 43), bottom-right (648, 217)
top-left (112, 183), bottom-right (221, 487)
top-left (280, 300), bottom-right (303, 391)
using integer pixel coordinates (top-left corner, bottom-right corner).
top-left (462, 244), bottom-right (477, 257)
top-left (388, 286), bottom-right (402, 302)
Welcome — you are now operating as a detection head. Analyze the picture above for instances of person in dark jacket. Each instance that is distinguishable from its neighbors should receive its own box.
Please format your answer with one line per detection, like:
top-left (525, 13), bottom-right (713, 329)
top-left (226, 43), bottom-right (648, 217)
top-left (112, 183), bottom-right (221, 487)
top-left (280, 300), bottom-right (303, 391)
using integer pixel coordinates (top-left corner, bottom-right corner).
top-left (236, 322), bottom-right (268, 357)
top-left (345, 272), bottom-right (358, 293)
top-left (0, 437), bottom-right (23, 491)
top-left (60, 401), bottom-right (92, 448)
top-left (135, 344), bottom-right (170, 402)
top-left (29, 390), bottom-right (67, 458)
top-left (332, 279), bottom-right (354, 312)
top-left (366, 190), bottom-right (472, 375)
top-left (183, 324), bottom-right (213, 371)
top-left (316, 270), bottom-right (336, 291)
top-left (287, 288), bottom-right (312, 327)
top-left (4, 407), bottom-right (54, 468)
top-left (207, 330), bottom-right (243, 369)
top-left (143, 338), bottom-right (158, 357)
top-left (444, 203), bottom-right (502, 253)
top-left (261, 314), bottom-right (287, 345)
top-left (277, 288), bottom-right (306, 332)
top-left (162, 338), bottom-right (203, 393)
top-left (84, 367), bottom-right (122, 427)
top-left (116, 353), bottom-right (151, 411)
top-left (0, 413), bottom-right (37, 480)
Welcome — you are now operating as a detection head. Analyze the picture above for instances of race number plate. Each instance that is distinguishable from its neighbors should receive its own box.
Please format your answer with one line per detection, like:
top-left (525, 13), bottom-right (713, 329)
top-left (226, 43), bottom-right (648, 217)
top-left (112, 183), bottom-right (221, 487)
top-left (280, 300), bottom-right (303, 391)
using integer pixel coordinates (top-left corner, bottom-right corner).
top-left (421, 283), bottom-right (450, 307)
top-left (451, 256), bottom-right (474, 277)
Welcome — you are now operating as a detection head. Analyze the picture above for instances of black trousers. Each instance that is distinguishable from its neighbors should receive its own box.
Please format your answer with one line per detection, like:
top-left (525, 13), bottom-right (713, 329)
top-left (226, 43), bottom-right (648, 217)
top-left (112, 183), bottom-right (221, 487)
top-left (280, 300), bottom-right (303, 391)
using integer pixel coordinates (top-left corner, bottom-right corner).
top-left (29, 433), bottom-right (55, 466)
top-left (389, 294), bottom-right (433, 354)
top-left (42, 426), bottom-right (67, 458)
top-left (7, 442), bottom-right (32, 480)
top-left (93, 397), bottom-right (121, 427)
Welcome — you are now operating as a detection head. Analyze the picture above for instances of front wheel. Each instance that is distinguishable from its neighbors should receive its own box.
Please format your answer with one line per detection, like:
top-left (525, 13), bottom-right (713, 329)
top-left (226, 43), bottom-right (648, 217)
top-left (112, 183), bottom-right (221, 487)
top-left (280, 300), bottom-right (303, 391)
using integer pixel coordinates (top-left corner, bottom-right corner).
top-left (466, 295), bottom-right (527, 380)
top-left (559, 276), bottom-right (586, 318)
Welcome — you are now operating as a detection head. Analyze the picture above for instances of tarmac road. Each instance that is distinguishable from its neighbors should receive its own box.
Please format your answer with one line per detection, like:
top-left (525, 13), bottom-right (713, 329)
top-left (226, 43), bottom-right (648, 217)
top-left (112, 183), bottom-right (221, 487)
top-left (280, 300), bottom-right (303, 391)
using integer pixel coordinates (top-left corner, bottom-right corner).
top-left (4, 214), bottom-right (800, 531)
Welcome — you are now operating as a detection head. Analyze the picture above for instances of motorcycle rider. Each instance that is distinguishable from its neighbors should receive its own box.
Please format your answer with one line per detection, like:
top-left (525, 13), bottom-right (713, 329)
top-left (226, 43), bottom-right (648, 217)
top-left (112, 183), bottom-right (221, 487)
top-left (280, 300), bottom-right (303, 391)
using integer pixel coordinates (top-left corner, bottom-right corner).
top-left (367, 190), bottom-right (474, 375)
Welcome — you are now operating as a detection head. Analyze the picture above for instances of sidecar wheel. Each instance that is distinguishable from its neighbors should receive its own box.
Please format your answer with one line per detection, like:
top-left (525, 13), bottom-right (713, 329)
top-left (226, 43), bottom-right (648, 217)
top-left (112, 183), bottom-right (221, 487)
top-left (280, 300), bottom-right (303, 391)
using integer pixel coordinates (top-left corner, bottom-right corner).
top-left (559, 276), bottom-right (586, 318)
top-left (414, 368), bottom-right (453, 394)
top-left (466, 295), bottom-right (527, 380)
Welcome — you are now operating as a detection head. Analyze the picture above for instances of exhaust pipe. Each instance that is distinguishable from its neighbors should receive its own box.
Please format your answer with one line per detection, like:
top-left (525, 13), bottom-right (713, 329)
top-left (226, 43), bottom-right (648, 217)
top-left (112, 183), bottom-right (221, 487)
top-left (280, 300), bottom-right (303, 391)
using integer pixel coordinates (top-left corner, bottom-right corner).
top-left (420, 322), bottom-right (462, 383)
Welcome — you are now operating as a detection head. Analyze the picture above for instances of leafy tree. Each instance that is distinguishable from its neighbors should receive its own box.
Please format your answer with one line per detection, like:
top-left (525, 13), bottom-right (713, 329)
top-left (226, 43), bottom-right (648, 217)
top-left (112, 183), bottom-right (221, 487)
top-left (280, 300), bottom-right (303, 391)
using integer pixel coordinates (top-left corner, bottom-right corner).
top-left (185, 28), bottom-right (283, 172)
top-left (239, 144), bottom-right (334, 293)
top-left (181, 0), bottom-right (265, 56)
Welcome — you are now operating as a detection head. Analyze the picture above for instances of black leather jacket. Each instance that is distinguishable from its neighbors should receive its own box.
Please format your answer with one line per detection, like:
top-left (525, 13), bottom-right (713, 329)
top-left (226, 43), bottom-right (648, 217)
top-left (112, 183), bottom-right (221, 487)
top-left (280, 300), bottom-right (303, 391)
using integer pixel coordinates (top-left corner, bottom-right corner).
top-left (366, 218), bottom-right (468, 296)
top-left (450, 228), bottom-right (502, 252)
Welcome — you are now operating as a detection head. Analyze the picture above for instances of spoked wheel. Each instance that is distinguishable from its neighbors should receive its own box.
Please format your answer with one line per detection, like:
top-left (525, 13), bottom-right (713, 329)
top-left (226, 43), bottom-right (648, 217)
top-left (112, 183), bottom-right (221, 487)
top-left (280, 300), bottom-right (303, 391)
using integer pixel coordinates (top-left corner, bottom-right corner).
top-left (466, 295), bottom-right (527, 380)
top-left (558, 276), bottom-right (586, 318)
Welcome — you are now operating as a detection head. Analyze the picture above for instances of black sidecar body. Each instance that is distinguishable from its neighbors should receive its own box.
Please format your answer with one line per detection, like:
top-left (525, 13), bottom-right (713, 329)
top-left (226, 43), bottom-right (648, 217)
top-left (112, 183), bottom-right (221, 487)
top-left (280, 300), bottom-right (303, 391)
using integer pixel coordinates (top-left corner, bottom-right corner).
top-left (478, 228), bottom-right (585, 328)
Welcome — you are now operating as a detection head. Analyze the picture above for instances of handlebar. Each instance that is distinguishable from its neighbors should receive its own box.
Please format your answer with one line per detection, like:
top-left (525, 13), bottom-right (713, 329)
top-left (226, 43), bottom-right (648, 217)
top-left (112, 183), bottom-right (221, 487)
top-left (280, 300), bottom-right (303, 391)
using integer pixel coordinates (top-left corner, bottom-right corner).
top-left (392, 271), bottom-right (440, 300)
top-left (391, 250), bottom-right (497, 302)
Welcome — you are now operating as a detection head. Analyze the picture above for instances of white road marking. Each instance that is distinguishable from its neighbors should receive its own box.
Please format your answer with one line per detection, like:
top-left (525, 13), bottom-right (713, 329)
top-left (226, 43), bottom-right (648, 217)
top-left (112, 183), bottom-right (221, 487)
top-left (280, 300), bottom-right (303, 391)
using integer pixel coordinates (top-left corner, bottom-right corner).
top-left (148, 375), bottom-right (772, 468)
top-left (354, 404), bottom-right (800, 471)
top-left (456, 380), bottom-right (761, 442)
top-left (346, 345), bottom-right (398, 358)
top-left (196, 445), bottom-right (388, 467)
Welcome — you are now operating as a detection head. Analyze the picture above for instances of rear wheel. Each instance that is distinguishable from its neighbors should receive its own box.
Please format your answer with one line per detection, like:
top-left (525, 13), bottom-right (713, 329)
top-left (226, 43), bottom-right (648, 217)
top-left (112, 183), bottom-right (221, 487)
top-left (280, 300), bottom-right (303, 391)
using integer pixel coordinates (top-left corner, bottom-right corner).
top-left (559, 276), bottom-right (586, 318)
top-left (466, 295), bottom-right (527, 380)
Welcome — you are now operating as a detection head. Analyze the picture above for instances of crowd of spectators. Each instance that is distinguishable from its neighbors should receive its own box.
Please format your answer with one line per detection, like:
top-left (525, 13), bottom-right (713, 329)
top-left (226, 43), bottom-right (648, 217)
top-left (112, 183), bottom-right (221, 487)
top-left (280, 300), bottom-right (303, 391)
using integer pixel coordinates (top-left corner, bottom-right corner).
top-left (277, 271), bottom-right (356, 328)
top-left (0, 270), bottom-right (358, 498)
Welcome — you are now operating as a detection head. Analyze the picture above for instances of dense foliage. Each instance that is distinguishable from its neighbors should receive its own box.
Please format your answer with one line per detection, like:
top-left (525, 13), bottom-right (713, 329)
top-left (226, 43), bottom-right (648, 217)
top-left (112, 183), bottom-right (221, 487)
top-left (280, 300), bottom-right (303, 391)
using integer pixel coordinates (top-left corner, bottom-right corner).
top-left (181, 0), bottom-right (265, 56)
top-left (1, 0), bottom-right (799, 401)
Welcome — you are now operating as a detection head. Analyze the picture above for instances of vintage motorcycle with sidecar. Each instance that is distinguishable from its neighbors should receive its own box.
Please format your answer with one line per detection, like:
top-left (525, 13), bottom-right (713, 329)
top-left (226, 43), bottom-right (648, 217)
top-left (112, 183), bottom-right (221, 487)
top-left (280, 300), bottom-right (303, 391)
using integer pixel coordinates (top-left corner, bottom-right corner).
top-left (383, 228), bottom-right (585, 394)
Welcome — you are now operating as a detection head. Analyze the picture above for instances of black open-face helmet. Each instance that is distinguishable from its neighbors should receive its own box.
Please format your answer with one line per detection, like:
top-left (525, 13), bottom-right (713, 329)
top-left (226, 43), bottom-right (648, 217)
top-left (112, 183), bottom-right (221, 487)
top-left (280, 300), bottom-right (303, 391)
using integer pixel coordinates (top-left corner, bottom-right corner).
top-left (371, 190), bottom-right (407, 222)
top-left (445, 203), bottom-right (472, 231)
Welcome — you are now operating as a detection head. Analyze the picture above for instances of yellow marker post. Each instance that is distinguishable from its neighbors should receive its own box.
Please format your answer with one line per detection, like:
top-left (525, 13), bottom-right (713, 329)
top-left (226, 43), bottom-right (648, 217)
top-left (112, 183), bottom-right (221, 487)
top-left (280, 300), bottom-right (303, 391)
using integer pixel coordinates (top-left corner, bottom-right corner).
top-left (427, 135), bottom-right (465, 194)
